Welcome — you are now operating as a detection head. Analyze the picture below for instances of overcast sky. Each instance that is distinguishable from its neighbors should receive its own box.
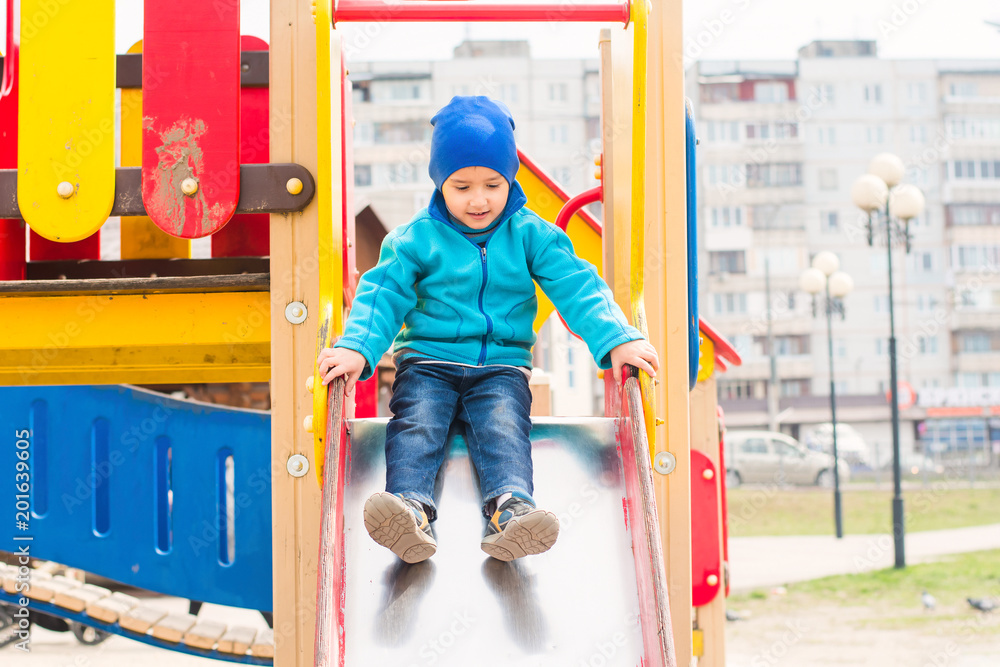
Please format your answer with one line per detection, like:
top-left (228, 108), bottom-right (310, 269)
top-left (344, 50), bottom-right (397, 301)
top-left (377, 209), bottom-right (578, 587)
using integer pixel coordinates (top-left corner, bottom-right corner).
top-left (2, 0), bottom-right (997, 63)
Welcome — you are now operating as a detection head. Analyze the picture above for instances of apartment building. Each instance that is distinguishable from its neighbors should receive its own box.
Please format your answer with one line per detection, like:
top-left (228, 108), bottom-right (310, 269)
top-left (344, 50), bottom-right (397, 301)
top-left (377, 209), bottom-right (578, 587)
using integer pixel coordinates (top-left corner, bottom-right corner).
top-left (687, 40), bottom-right (1000, 462)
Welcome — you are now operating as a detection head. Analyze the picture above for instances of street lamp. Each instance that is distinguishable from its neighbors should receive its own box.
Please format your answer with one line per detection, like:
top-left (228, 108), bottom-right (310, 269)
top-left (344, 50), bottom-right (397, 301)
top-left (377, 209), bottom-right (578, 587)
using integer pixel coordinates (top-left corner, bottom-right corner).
top-left (800, 251), bottom-right (854, 539)
top-left (852, 153), bottom-right (926, 568)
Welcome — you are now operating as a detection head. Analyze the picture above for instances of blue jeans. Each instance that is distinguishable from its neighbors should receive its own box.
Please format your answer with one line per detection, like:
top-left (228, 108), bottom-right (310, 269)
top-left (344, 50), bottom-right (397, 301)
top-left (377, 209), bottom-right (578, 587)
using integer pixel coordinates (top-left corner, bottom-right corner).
top-left (385, 359), bottom-right (534, 521)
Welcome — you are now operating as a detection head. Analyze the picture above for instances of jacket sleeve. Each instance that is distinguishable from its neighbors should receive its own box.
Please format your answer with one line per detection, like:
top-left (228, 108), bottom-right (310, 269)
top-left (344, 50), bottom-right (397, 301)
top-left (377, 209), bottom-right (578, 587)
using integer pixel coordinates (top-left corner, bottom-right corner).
top-left (334, 231), bottom-right (420, 381)
top-left (528, 223), bottom-right (645, 369)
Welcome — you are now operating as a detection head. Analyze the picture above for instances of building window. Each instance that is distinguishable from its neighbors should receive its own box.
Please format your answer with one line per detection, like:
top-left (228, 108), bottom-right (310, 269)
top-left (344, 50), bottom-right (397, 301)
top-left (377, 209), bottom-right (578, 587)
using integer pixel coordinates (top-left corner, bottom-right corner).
top-left (907, 82), bottom-right (928, 104)
top-left (754, 82), bottom-right (789, 103)
top-left (953, 245), bottom-right (1000, 270)
top-left (549, 124), bottom-right (569, 144)
top-left (949, 160), bottom-right (1000, 180)
top-left (354, 164), bottom-right (372, 187)
top-left (709, 251), bottom-right (746, 275)
top-left (917, 336), bottom-right (938, 355)
top-left (835, 338), bottom-right (847, 358)
top-left (818, 168), bottom-right (839, 191)
top-left (811, 83), bottom-right (835, 106)
top-left (948, 82), bottom-right (979, 98)
top-left (373, 121), bottom-right (431, 144)
top-left (909, 125), bottom-right (927, 144)
top-left (949, 205), bottom-right (1000, 226)
top-left (754, 335), bottom-right (810, 356)
top-left (713, 293), bottom-right (748, 315)
top-left (865, 126), bottom-right (886, 144)
top-left (863, 84), bottom-right (882, 104)
top-left (708, 206), bottom-right (744, 228)
top-left (820, 210), bottom-right (839, 232)
top-left (746, 163), bottom-right (802, 188)
top-left (816, 126), bottom-right (836, 145)
top-left (961, 332), bottom-right (992, 353)
top-left (500, 83), bottom-right (519, 105)
top-left (549, 83), bottom-right (568, 102)
top-left (780, 379), bottom-right (809, 397)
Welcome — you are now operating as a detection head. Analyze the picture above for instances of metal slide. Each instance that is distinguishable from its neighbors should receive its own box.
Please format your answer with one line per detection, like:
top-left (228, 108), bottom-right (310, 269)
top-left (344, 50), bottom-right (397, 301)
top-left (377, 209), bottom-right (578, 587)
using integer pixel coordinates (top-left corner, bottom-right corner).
top-left (338, 417), bottom-right (648, 665)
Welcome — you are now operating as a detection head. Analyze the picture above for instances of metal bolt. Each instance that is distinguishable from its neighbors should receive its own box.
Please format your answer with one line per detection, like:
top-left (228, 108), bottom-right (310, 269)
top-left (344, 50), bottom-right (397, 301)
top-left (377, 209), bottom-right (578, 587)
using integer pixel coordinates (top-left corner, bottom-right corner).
top-left (286, 454), bottom-right (309, 478)
top-left (302, 415), bottom-right (314, 433)
top-left (655, 418), bottom-right (665, 426)
top-left (56, 181), bottom-right (75, 198)
top-left (653, 451), bottom-right (676, 475)
top-left (285, 301), bottom-right (308, 324)
top-left (707, 574), bottom-right (719, 586)
top-left (286, 177), bottom-right (304, 195)
top-left (305, 375), bottom-right (315, 393)
top-left (702, 468), bottom-right (714, 481)
top-left (181, 178), bottom-right (199, 196)
top-left (594, 168), bottom-right (602, 180)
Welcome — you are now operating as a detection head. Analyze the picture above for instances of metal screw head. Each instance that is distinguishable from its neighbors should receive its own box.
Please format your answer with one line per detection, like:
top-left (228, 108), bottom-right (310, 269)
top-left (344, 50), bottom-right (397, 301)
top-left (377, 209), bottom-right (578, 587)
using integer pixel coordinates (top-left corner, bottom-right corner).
top-left (707, 574), bottom-right (719, 586)
top-left (181, 178), bottom-right (199, 196)
top-left (284, 301), bottom-right (308, 324)
top-left (56, 181), bottom-right (75, 198)
top-left (286, 454), bottom-right (310, 478)
top-left (702, 468), bottom-right (714, 481)
top-left (286, 177), bottom-right (304, 195)
top-left (305, 375), bottom-right (315, 393)
top-left (302, 415), bottom-right (314, 433)
top-left (653, 451), bottom-right (677, 475)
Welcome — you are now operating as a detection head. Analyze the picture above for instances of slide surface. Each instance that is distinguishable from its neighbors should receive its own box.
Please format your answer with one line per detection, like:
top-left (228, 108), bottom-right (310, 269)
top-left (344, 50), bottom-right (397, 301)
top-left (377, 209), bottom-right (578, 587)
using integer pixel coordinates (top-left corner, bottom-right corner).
top-left (340, 417), bottom-right (646, 665)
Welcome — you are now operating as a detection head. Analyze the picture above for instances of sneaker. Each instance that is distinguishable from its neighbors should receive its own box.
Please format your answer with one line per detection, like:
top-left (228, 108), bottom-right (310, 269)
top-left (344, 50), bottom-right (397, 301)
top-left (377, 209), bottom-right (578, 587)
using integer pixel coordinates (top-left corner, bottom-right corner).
top-left (481, 496), bottom-right (559, 562)
top-left (363, 492), bottom-right (437, 563)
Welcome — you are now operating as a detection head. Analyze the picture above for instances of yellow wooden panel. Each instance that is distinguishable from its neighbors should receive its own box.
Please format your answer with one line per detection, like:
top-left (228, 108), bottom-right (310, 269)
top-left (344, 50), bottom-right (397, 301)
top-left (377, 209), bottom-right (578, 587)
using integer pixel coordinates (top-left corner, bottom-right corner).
top-left (18, 0), bottom-right (116, 242)
top-left (0, 292), bottom-right (270, 385)
top-left (120, 41), bottom-right (191, 260)
top-left (312, 0), bottom-right (345, 484)
top-left (515, 163), bottom-right (603, 333)
top-left (697, 332), bottom-right (715, 383)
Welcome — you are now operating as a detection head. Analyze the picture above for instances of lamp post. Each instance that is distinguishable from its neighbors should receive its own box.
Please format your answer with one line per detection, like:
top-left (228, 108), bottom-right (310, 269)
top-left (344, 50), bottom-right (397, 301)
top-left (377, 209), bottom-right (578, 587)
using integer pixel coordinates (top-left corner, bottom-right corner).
top-left (800, 252), bottom-right (854, 539)
top-left (851, 153), bottom-right (926, 568)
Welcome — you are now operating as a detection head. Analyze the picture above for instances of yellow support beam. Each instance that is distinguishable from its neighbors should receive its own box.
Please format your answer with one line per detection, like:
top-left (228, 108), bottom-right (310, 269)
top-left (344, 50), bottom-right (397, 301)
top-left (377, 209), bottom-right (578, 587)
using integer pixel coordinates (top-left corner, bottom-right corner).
top-left (0, 292), bottom-right (270, 385)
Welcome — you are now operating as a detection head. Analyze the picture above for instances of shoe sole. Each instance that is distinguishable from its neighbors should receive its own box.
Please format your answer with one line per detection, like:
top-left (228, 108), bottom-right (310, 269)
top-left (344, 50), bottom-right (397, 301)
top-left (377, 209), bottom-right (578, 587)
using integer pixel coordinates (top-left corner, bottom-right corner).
top-left (481, 509), bottom-right (559, 562)
top-left (363, 492), bottom-right (437, 564)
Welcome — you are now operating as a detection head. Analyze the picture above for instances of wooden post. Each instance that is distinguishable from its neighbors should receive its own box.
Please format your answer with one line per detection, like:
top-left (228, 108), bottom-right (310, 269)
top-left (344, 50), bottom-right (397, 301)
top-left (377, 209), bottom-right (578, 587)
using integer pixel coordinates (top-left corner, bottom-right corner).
top-left (646, 0), bottom-right (693, 663)
top-left (269, 3), bottom-right (340, 665)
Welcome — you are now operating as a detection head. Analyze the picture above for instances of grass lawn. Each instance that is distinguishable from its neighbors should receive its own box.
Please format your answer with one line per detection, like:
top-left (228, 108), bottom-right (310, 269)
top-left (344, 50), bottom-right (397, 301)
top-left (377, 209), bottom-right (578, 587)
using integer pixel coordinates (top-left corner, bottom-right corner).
top-left (727, 485), bottom-right (1000, 537)
top-left (729, 549), bottom-right (1000, 636)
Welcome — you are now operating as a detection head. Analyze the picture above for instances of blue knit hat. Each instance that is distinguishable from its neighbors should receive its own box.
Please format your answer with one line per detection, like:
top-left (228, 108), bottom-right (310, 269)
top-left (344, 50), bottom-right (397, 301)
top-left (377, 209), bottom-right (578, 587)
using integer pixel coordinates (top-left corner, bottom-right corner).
top-left (429, 96), bottom-right (519, 191)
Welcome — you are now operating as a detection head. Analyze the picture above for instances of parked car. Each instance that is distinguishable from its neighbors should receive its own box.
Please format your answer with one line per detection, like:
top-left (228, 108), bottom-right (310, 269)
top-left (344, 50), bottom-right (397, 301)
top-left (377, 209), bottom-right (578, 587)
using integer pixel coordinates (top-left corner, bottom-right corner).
top-left (877, 452), bottom-right (945, 477)
top-left (724, 430), bottom-right (851, 488)
top-left (803, 423), bottom-right (871, 468)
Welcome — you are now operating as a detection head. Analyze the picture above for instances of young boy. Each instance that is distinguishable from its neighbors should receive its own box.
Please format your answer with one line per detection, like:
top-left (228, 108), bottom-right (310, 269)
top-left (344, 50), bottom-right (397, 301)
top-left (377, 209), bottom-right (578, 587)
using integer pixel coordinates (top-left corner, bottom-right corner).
top-left (318, 96), bottom-right (658, 564)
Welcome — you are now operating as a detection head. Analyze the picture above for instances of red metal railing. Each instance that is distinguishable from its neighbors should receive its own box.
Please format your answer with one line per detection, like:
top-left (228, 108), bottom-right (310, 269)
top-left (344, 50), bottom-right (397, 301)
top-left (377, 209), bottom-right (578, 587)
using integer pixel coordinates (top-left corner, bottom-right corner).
top-left (332, 0), bottom-right (631, 25)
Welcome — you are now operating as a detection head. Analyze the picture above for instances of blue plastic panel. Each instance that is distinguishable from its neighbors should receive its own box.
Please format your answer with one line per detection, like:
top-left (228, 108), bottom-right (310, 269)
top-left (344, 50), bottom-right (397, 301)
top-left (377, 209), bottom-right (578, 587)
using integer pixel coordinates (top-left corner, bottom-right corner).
top-left (685, 98), bottom-right (699, 390)
top-left (1, 385), bottom-right (272, 611)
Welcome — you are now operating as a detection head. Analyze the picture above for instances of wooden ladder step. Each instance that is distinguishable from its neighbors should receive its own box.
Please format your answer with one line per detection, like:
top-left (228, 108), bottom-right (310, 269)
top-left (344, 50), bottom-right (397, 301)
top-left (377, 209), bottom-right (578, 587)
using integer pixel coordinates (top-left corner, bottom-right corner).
top-left (250, 628), bottom-right (274, 658)
top-left (119, 605), bottom-right (168, 634)
top-left (86, 591), bottom-right (140, 624)
top-left (218, 625), bottom-right (258, 656)
top-left (183, 619), bottom-right (228, 650)
top-left (53, 584), bottom-right (110, 613)
top-left (150, 612), bottom-right (199, 643)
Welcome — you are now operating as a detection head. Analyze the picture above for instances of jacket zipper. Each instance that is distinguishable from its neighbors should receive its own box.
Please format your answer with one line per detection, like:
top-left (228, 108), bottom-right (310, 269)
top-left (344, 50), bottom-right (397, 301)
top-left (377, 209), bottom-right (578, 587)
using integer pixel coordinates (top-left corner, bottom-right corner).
top-left (477, 245), bottom-right (493, 365)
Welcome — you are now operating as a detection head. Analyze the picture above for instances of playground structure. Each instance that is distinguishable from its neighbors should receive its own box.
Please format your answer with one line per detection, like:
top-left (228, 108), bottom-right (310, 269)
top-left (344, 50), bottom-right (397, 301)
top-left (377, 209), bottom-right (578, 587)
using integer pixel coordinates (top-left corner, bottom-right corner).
top-left (0, 0), bottom-right (744, 665)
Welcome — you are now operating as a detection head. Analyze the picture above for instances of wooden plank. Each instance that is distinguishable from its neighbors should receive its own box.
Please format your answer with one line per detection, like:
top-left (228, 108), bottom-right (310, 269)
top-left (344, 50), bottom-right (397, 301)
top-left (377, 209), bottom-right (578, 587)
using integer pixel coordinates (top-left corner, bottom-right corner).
top-left (18, 0), bottom-right (115, 243)
top-left (24, 257), bottom-right (270, 281)
top-left (142, 1), bottom-right (241, 238)
top-left (250, 628), bottom-right (274, 658)
top-left (270, 1), bottom-right (329, 665)
top-left (212, 35), bottom-right (271, 258)
top-left (0, 291), bottom-right (271, 386)
top-left (120, 39), bottom-right (191, 261)
top-left (53, 586), bottom-right (109, 613)
top-left (150, 613), bottom-right (197, 644)
top-left (0, 273), bottom-right (269, 296)
top-left (646, 0), bottom-right (693, 662)
top-left (86, 592), bottom-right (139, 624)
top-left (217, 625), bottom-right (257, 655)
top-left (24, 575), bottom-right (72, 602)
top-left (183, 619), bottom-right (228, 650)
top-left (120, 605), bottom-right (168, 635)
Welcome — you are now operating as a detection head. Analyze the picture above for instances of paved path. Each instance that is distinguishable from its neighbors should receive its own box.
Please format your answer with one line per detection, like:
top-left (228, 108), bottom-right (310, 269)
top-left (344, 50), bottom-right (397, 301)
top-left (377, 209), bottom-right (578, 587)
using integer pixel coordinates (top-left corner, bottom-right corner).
top-left (729, 522), bottom-right (1000, 591)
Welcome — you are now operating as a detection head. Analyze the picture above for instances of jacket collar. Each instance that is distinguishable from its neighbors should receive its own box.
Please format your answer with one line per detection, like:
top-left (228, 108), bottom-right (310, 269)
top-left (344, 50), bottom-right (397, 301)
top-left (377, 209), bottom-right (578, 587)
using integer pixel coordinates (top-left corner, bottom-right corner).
top-left (428, 180), bottom-right (528, 235)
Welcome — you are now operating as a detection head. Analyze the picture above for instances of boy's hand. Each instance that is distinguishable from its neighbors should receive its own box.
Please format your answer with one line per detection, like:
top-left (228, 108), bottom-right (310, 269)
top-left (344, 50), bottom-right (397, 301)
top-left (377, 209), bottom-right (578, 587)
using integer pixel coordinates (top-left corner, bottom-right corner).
top-left (317, 342), bottom-right (367, 396)
top-left (610, 339), bottom-right (659, 384)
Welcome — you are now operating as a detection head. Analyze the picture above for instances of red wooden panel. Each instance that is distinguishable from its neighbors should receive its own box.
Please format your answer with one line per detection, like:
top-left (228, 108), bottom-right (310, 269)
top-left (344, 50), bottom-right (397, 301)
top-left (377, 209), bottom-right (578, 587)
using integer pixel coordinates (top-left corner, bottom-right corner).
top-left (691, 450), bottom-right (722, 607)
top-left (142, 1), bottom-right (240, 239)
top-left (354, 375), bottom-right (378, 418)
top-left (29, 232), bottom-right (100, 261)
top-left (0, 7), bottom-right (23, 280)
top-left (212, 36), bottom-right (269, 257)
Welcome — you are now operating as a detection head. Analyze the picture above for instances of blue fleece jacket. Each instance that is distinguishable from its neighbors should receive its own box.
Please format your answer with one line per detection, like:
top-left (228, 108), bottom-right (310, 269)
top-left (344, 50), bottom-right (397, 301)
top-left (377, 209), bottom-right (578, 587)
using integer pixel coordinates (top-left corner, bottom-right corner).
top-left (335, 181), bottom-right (645, 381)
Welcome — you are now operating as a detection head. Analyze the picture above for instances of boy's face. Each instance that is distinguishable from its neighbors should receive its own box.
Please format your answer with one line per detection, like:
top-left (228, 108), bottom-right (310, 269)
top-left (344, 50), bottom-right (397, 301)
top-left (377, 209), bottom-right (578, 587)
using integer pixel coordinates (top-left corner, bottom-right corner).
top-left (441, 166), bottom-right (510, 230)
